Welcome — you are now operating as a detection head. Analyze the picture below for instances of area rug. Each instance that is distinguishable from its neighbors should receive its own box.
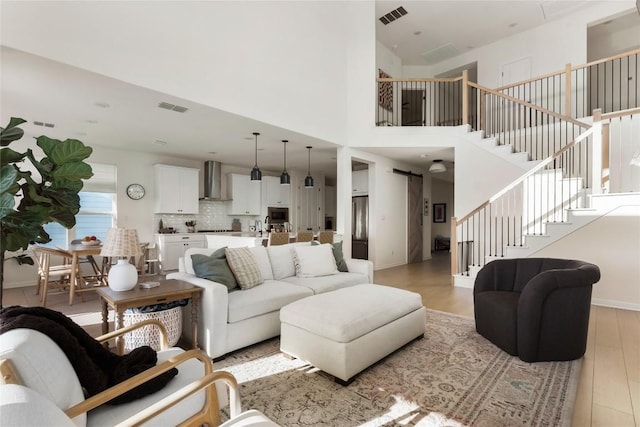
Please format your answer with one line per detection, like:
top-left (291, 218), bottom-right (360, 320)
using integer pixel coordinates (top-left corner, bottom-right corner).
top-left (217, 309), bottom-right (581, 426)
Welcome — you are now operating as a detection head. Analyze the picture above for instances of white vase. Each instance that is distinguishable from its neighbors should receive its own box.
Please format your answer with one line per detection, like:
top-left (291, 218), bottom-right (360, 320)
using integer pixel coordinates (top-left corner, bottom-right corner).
top-left (107, 259), bottom-right (138, 291)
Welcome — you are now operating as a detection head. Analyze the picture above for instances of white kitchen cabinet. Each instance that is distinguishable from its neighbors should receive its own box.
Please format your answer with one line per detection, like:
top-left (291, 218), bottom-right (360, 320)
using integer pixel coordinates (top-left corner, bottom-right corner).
top-left (156, 234), bottom-right (205, 272)
top-left (227, 173), bottom-right (261, 215)
top-left (324, 185), bottom-right (336, 217)
top-left (262, 176), bottom-right (290, 207)
top-left (352, 169), bottom-right (368, 196)
top-left (154, 165), bottom-right (199, 214)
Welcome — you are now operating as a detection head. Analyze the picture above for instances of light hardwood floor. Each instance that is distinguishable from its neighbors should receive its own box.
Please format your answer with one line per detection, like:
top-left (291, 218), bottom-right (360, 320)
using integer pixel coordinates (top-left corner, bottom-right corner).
top-left (4, 251), bottom-right (639, 426)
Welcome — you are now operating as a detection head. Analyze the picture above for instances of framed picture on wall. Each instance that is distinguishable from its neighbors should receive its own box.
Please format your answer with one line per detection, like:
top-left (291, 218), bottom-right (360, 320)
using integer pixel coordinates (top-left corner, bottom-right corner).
top-left (433, 203), bottom-right (446, 223)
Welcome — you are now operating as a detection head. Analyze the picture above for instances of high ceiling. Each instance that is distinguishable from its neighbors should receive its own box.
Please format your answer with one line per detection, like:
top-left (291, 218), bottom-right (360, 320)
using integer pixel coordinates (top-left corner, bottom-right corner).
top-left (1, 1), bottom-right (635, 181)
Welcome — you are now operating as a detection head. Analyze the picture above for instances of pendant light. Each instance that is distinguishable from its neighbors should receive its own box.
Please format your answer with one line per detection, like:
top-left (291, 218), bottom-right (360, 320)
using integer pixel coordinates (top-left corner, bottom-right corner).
top-left (250, 132), bottom-right (262, 181)
top-left (280, 140), bottom-right (291, 185)
top-left (304, 146), bottom-right (314, 188)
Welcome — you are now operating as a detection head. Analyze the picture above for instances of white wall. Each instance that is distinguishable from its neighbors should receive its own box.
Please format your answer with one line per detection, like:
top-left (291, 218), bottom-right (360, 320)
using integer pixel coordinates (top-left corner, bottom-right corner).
top-left (403, 2), bottom-right (635, 87)
top-left (532, 205), bottom-right (640, 311)
top-left (0, 1), bottom-right (350, 145)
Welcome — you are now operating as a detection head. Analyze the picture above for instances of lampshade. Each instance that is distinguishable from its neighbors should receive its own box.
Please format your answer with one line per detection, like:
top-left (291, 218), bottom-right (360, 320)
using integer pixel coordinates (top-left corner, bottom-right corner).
top-left (305, 146), bottom-right (314, 188)
top-left (280, 140), bottom-right (291, 185)
top-left (100, 228), bottom-right (141, 291)
top-left (250, 132), bottom-right (262, 181)
top-left (429, 159), bottom-right (446, 173)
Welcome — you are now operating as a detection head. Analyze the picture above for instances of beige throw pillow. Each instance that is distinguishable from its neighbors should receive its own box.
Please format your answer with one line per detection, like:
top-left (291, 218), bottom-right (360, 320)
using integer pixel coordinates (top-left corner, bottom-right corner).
top-left (293, 244), bottom-right (339, 278)
top-left (225, 247), bottom-right (264, 290)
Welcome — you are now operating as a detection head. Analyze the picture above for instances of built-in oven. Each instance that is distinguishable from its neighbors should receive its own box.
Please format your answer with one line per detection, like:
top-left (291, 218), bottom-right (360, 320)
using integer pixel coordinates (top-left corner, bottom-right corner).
top-left (267, 207), bottom-right (289, 224)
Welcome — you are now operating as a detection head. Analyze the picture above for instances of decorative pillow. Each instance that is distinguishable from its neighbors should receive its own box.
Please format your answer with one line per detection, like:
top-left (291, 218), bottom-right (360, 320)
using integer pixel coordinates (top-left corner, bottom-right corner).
top-left (191, 249), bottom-right (238, 291)
top-left (312, 240), bottom-right (349, 272)
top-left (248, 246), bottom-right (274, 280)
top-left (267, 242), bottom-right (310, 280)
top-left (293, 244), bottom-right (339, 278)
top-left (225, 247), bottom-right (264, 290)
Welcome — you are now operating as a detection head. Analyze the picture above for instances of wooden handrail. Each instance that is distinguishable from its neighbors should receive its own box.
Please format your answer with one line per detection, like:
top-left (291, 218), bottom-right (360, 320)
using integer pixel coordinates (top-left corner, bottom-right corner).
top-left (377, 76), bottom-right (463, 83)
top-left (494, 48), bottom-right (640, 92)
top-left (601, 107), bottom-right (640, 120)
top-left (572, 48), bottom-right (640, 71)
top-left (469, 81), bottom-right (591, 129)
top-left (456, 126), bottom-right (595, 225)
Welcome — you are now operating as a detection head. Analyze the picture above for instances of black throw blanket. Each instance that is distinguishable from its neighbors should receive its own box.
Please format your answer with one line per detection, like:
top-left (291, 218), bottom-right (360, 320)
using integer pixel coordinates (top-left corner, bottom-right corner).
top-left (0, 305), bottom-right (178, 405)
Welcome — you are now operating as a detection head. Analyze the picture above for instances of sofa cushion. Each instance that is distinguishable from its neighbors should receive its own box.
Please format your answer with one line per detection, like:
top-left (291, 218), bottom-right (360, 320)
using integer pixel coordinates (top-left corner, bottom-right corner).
top-left (293, 244), bottom-right (338, 278)
top-left (267, 242), bottom-right (310, 280)
top-left (191, 248), bottom-right (238, 291)
top-left (280, 272), bottom-right (369, 294)
top-left (0, 329), bottom-right (86, 427)
top-left (227, 280), bottom-right (313, 323)
top-left (248, 246), bottom-right (274, 280)
top-left (183, 248), bottom-right (218, 275)
top-left (312, 240), bottom-right (348, 272)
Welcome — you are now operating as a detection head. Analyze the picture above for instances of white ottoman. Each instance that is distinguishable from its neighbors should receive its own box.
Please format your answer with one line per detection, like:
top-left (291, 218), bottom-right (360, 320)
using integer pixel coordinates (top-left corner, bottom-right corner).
top-left (280, 284), bottom-right (426, 384)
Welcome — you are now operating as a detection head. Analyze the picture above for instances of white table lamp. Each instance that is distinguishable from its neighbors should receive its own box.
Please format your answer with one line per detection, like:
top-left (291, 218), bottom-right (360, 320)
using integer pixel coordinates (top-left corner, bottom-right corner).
top-left (100, 228), bottom-right (142, 291)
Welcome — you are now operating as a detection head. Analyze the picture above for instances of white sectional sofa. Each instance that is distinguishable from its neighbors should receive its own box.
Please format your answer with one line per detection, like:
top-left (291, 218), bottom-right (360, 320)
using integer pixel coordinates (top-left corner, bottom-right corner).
top-left (167, 242), bottom-right (373, 359)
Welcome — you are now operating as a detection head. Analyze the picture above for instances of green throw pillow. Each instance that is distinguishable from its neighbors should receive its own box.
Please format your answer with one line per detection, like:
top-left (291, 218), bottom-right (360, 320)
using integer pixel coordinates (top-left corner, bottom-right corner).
top-left (312, 240), bottom-right (348, 272)
top-left (191, 248), bottom-right (238, 291)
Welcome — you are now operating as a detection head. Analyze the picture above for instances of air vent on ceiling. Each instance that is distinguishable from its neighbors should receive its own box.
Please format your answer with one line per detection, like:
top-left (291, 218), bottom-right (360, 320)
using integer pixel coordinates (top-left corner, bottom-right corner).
top-left (421, 43), bottom-right (460, 65)
top-left (158, 102), bottom-right (189, 113)
top-left (33, 121), bottom-right (55, 128)
top-left (379, 6), bottom-right (407, 25)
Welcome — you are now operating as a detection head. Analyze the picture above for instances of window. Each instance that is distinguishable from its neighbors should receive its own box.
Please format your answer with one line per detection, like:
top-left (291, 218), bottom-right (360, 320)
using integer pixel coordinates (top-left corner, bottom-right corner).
top-left (42, 163), bottom-right (116, 247)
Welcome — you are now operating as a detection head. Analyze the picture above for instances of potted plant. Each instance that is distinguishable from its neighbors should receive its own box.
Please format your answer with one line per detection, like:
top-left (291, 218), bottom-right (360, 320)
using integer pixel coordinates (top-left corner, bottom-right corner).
top-left (0, 117), bottom-right (93, 308)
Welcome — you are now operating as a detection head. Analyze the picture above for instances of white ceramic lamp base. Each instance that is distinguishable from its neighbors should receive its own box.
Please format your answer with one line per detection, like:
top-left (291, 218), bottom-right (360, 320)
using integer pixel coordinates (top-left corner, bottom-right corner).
top-left (108, 259), bottom-right (138, 291)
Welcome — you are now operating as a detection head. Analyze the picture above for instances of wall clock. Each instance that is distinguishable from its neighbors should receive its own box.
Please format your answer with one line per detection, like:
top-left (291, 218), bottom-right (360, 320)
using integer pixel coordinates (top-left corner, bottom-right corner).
top-left (126, 183), bottom-right (145, 200)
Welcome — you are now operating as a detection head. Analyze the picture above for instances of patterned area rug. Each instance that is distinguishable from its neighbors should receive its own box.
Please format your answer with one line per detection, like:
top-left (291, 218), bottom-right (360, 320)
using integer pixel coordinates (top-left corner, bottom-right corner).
top-left (217, 309), bottom-right (580, 426)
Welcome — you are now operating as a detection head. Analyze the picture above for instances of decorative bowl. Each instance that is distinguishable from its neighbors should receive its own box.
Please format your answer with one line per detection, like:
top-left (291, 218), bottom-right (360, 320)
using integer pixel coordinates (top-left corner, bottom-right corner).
top-left (80, 240), bottom-right (101, 246)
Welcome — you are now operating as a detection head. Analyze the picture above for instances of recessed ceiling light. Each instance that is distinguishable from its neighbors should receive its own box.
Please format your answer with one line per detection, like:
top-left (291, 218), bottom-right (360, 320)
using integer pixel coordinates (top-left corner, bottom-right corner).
top-left (94, 102), bottom-right (110, 108)
top-left (420, 154), bottom-right (428, 158)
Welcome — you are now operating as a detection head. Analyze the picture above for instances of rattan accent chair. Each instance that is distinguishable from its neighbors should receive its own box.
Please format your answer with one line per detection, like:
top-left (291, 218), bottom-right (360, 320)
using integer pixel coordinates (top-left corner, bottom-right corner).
top-left (32, 246), bottom-right (75, 307)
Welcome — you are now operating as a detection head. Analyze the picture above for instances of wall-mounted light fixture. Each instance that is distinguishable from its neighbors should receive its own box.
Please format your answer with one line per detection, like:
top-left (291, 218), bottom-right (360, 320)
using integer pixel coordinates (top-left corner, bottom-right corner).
top-left (429, 159), bottom-right (446, 173)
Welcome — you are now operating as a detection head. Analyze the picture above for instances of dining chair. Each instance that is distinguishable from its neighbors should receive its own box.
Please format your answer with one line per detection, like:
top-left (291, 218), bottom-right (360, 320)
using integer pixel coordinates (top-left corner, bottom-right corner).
top-left (317, 230), bottom-right (334, 244)
top-left (295, 231), bottom-right (314, 243)
top-left (267, 232), bottom-right (290, 246)
top-left (32, 246), bottom-right (75, 307)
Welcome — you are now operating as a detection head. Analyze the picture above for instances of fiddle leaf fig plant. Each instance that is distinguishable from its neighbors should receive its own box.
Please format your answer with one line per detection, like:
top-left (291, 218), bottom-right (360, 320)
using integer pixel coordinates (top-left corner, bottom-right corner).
top-left (0, 117), bottom-right (94, 307)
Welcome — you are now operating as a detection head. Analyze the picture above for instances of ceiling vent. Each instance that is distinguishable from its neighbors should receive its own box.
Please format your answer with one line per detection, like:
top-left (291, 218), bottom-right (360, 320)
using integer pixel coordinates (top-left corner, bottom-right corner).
top-left (421, 43), bottom-right (460, 65)
top-left (158, 102), bottom-right (189, 113)
top-left (33, 121), bottom-right (55, 128)
top-left (379, 6), bottom-right (408, 25)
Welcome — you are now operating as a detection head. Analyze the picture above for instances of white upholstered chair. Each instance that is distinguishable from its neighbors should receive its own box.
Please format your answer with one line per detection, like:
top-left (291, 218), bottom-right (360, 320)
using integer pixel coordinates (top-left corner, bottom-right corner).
top-left (0, 319), bottom-right (279, 426)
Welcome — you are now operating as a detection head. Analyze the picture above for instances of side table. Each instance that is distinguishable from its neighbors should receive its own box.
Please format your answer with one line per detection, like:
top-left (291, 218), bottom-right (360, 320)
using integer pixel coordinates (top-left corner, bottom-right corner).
top-left (96, 279), bottom-right (203, 355)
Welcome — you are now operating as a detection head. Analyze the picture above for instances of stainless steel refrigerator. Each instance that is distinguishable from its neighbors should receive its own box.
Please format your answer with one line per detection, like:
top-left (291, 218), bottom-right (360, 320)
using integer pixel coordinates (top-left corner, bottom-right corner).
top-left (352, 196), bottom-right (368, 260)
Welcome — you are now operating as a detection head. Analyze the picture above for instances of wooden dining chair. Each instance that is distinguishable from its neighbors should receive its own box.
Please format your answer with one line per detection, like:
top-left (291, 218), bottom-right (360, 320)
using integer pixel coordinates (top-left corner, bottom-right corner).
top-left (32, 246), bottom-right (75, 307)
top-left (318, 231), bottom-right (334, 244)
top-left (267, 232), bottom-right (290, 246)
top-left (295, 231), bottom-right (314, 243)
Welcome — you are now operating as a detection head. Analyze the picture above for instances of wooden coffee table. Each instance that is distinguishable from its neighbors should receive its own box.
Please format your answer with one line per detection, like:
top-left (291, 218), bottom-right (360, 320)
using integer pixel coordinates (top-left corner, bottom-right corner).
top-left (96, 279), bottom-right (203, 354)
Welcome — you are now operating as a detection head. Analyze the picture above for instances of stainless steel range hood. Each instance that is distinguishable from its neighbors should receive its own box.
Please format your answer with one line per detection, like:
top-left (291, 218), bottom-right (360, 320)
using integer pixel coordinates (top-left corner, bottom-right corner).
top-left (201, 161), bottom-right (223, 200)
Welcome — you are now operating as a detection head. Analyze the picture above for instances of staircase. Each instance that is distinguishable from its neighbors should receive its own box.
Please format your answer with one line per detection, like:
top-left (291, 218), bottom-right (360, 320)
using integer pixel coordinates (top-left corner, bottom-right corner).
top-left (453, 111), bottom-right (640, 288)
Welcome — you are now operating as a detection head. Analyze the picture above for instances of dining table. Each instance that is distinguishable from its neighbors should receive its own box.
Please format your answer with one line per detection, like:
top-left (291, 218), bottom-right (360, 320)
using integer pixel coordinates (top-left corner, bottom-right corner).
top-left (56, 242), bottom-right (105, 305)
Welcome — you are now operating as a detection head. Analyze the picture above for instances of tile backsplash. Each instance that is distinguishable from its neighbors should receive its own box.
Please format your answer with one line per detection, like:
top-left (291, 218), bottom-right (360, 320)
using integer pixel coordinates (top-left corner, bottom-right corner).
top-left (154, 200), bottom-right (258, 233)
